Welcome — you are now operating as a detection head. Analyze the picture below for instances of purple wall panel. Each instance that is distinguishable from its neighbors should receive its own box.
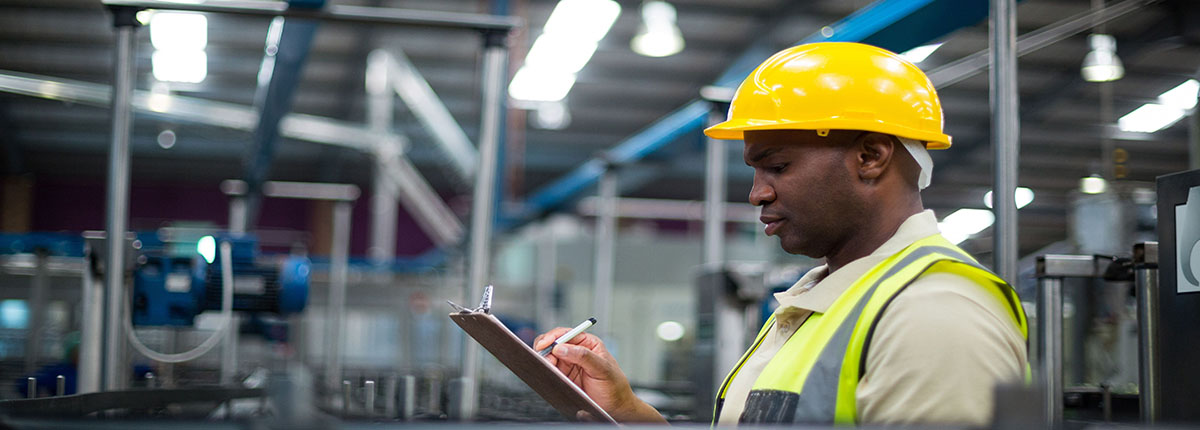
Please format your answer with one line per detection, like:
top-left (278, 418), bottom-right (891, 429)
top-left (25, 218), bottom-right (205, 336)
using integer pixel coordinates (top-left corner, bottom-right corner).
top-left (29, 178), bottom-right (436, 257)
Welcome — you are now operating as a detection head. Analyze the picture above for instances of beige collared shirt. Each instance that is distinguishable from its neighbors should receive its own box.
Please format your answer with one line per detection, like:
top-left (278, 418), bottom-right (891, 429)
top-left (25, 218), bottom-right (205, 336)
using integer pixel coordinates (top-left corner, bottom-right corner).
top-left (716, 210), bottom-right (1027, 426)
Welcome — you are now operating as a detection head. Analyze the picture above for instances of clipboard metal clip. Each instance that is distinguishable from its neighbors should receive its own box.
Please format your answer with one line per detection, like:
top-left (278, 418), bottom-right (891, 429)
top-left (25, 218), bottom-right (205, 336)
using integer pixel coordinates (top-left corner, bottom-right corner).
top-left (447, 284), bottom-right (493, 314)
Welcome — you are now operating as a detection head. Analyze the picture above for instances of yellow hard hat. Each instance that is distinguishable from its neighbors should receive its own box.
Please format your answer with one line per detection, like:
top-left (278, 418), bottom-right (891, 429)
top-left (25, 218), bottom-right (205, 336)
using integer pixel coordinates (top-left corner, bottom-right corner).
top-left (704, 42), bottom-right (951, 149)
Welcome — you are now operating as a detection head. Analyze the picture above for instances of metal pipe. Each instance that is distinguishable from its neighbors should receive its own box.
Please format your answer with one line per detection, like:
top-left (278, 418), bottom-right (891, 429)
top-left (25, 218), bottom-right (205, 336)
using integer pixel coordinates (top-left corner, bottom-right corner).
top-left (703, 108), bottom-right (727, 267)
top-left (56, 375), bottom-right (65, 396)
top-left (384, 375), bottom-right (398, 418)
top-left (593, 168), bottom-right (618, 337)
top-left (401, 374), bottom-right (416, 420)
top-left (342, 380), bottom-right (352, 414)
top-left (27, 377), bottom-right (35, 398)
top-left (990, 0), bottom-right (1020, 284)
top-left (229, 197), bottom-right (247, 235)
top-left (1136, 261), bottom-right (1160, 422)
top-left (326, 201), bottom-right (352, 397)
top-left (103, 8), bottom-right (138, 392)
top-left (387, 48), bottom-right (477, 183)
top-left (364, 380), bottom-right (376, 415)
top-left (459, 37), bottom-right (508, 421)
top-left (1037, 276), bottom-right (1063, 428)
top-left (101, 0), bottom-right (520, 31)
top-left (366, 50), bottom-right (399, 265)
top-left (25, 250), bottom-right (49, 373)
top-left (78, 241), bottom-right (102, 394)
top-left (220, 314), bottom-right (239, 385)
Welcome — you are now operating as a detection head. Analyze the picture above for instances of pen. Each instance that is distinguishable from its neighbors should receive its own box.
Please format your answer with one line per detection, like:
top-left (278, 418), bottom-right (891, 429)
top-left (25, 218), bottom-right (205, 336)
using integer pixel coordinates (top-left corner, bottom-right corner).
top-left (538, 317), bottom-right (597, 357)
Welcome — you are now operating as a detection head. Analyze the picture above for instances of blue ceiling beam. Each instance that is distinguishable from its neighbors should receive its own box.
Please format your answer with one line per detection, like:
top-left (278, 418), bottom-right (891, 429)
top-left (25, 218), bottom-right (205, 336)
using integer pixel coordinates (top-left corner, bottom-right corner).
top-left (514, 0), bottom-right (995, 223)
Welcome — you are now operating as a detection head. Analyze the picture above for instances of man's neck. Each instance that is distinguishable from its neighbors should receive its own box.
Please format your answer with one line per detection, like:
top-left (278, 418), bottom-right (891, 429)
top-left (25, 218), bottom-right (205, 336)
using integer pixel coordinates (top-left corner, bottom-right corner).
top-left (825, 204), bottom-right (923, 273)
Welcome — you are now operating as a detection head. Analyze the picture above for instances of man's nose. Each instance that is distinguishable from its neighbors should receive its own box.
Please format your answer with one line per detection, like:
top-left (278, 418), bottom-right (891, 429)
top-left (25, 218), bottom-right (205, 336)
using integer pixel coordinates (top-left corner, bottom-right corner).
top-left (749, 180), bottom-right (775, 206)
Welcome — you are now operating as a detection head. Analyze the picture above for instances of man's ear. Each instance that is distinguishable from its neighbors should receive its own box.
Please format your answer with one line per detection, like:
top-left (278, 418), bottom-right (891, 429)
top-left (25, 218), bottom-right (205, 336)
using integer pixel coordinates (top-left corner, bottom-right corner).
top-left (855, 132), bottom-right (895, 181)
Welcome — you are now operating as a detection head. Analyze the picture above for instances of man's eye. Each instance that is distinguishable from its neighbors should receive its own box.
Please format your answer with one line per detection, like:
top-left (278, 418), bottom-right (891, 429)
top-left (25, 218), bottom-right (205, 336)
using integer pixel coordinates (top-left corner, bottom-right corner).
top-left (769, 164), bottom-right (788, 173)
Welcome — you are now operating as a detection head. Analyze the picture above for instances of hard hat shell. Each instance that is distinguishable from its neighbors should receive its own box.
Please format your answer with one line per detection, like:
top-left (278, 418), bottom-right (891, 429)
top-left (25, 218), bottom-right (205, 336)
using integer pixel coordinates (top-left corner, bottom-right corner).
top-left (704, 42), bottom-right (951, 149)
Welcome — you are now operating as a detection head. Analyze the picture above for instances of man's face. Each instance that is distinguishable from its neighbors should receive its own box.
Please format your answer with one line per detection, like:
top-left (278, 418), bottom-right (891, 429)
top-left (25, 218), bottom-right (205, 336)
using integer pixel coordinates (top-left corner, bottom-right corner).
top-left (743, 130), bottom-right (862, 258)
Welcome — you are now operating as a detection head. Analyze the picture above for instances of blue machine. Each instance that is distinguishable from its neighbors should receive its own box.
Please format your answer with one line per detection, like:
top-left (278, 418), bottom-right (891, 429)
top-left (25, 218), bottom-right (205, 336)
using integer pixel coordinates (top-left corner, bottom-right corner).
top-left (132, 234), bottom-right (310, 327)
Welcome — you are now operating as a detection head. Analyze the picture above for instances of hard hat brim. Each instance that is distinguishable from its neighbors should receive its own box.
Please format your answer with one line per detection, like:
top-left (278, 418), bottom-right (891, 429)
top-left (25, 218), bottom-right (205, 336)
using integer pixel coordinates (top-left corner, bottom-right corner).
top-left (703, 118), bottom-right (951, 150)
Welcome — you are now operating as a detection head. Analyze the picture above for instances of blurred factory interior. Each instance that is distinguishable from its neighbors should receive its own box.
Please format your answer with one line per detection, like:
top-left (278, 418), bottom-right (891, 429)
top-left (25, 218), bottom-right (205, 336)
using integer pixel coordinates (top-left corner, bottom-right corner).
top-left (0, 0), bottom-right (1199, 427)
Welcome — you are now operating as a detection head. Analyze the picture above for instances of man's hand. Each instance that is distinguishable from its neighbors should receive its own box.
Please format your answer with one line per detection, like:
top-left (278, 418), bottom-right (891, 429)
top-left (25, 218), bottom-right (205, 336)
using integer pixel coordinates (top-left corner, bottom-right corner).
top-left (533, 328), bottom-right (667, 424)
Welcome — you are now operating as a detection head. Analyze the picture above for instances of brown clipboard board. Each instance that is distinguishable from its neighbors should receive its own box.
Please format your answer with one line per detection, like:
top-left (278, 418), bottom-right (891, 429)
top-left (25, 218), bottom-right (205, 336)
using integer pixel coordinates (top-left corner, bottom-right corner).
top-left (449, 311), bottom-right (617, 424)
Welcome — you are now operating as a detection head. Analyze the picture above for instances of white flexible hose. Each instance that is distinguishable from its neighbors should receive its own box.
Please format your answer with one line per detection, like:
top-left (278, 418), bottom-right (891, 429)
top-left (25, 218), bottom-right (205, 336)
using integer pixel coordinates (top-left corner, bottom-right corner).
top-left (126, 240), bottom-right (235, 363)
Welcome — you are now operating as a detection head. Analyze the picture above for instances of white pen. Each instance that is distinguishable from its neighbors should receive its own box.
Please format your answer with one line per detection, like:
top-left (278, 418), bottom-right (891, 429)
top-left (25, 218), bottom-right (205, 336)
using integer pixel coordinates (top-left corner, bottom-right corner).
top-left (538, 317), bottom-right (597, 357)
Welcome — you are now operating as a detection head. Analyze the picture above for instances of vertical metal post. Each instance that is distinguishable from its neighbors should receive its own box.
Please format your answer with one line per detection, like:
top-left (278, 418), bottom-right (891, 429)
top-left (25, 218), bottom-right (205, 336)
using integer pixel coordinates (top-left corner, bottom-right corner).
top-left (342, 380), bottom-right (352, 414)
top-left (56, 375), bottom-right (65, 396)
top-left (1037, 277), bottom-right (1063, 428)
top-left (25, 250), bottom-right (49, 373)
top-left (703, 109), bottom-right (727, 267)
top-left (1135, 242), bottom-right (1160, 423)
top-left (367, 50), bottom-right (399, 265)
top-left (458, 31), bottom-right (508, 421)
top-left (990, 0), bottom-right (1020, 283)
top-left (364, 380), bottom-right (376, 415)
top-left (103, 6), bottom-right (139, 392)
top-left (325, 201), bottom-right (352, 396)
top-left (401, 374), bottom-right (416, 420)
top-left (384, 375), bottom-right (398, 418)
top-left (593, 168), bottom-right (618, 337)
top-left (27, 377), bottom-right (35, 398)
top-left (220, 314), bottom-right (239, 385)
top-left (78, 241), bottom-right (103, 394)
top-left (229, 197), bottom-right (247, 235)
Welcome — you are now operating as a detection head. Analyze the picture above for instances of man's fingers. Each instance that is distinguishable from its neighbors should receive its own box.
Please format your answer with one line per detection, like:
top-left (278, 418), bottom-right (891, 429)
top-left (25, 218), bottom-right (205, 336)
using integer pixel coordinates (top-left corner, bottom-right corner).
top-left (552, 344), bottom-right (613, 378)
top-left (533, 327), bottom-right (572, 349)
top-left (575, 410), bottom-right (598, 422)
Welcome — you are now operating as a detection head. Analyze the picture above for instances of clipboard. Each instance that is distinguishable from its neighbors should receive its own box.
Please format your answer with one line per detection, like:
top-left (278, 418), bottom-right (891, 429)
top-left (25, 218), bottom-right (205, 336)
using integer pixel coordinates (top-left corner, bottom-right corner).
top-left (448, 305), bottom-right (616, 423)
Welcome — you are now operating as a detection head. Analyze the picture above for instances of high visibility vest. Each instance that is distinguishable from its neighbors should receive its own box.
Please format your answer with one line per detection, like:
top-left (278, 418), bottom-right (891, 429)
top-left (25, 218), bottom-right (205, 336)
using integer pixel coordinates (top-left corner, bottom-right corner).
top-left (713, 234), bottom-right (1029, 425)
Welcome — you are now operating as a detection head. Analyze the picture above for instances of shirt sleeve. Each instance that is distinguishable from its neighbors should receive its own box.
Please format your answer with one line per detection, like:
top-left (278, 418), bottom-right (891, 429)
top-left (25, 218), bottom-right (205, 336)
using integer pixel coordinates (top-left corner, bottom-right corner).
top-left (855, 272), bottom-right (1028, 426)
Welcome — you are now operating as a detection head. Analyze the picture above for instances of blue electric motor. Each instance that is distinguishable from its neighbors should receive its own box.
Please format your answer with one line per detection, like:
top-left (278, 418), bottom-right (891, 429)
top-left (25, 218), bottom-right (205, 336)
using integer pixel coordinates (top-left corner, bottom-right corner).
top-left (132, 234), bottom-right (310, 327)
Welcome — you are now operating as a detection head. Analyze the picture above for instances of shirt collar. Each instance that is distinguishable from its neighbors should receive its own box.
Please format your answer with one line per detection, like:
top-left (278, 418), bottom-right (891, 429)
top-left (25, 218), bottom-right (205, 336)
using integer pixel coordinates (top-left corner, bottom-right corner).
top-left (773, 210), bottom-right (942, 314)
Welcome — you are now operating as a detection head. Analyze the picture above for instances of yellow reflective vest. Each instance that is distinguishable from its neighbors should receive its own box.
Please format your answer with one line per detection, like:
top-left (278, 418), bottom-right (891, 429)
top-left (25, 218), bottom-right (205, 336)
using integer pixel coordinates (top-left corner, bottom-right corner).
top-left (714, 234), bottom-right (1029, 425)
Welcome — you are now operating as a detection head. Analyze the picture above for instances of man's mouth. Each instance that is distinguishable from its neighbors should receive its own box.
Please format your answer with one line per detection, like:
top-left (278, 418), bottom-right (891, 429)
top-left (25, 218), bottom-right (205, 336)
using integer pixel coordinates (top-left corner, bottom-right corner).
top-left (760, 215), bottom-right (785, 236)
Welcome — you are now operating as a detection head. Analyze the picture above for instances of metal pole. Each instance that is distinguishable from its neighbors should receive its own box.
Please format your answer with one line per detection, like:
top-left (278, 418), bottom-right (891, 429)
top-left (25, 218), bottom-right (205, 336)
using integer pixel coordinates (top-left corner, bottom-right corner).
top-left (103, 6), bottom-right (139, 392)
top-left (991, 0), bottom-right (1020, 283)
top-left (25, 250), bottom-right (49, 373)
top-left (56, 375), bottom-right (65, 396)
top-left (703, 108), bottom-right (727, 267)
top-left (78, 241), bottom-right (103, 394)
top-left (593, 168), bottom-right (617, 338)
top-left (1135, 242), bottom-right (1160, 423)
top-left (1037, 277), bottom-right (1063, 428)
top-left (220, 314), bottom-right (239, 384)
top-left (229, 197), bottom-right (247, 235)
top-left (326, 201), bottom-right (352, 396)
top-left (27, 377), bottom-right (35, 398)
top-left (458, 31), bottom-right (507, 421)
top-left (367, 50), bottom-right (399, 265)
top-left (364, 380), bottom-right (376, 415)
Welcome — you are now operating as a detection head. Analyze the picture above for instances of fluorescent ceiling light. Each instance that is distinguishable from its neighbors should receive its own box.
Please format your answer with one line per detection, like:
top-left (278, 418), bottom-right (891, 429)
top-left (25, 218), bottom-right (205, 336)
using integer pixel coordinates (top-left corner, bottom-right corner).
top-left (899, 42), bottom-right (943, 64)
top-left (532, 100), bottom-right (572, 130)
top-left (656, 321), bottom-right (685, 341)
top-left (152, 50), bottom-right (207, 84)
top-left (543, 0), bottom-right (621, 43)
top-left (1081, 34), bottom-right (1123, 83)
top-left (938, 208), bottom-right (995, 245)
top-left (1118, 103), bottom-right (1185, 133)
top-left (150, 12), bottom-right (207, 51)
top-left (984, 187), bottom-right (1034, 209)
top-left (525, 36), bottom-right (598, 74)
top-left (632, 1), bottom-right (684, 58)
top-left (508, 67), bottom-right (576, 102)
top-left (1080, 175), bottom-right (1108, 194)
top-left (1158, 79), bottom-right (1199, 110)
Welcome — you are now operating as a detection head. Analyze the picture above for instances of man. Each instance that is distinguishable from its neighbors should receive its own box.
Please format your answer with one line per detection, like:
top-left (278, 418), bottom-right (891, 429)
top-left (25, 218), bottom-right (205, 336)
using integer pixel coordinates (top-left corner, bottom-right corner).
top-left (534, 42), bottom-right (1028, 426)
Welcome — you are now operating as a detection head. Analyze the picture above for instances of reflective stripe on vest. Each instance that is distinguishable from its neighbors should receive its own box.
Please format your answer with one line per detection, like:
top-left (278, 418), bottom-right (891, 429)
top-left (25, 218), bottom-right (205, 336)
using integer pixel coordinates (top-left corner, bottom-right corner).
top-left (714, 234), bottom-right (1028, 425)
